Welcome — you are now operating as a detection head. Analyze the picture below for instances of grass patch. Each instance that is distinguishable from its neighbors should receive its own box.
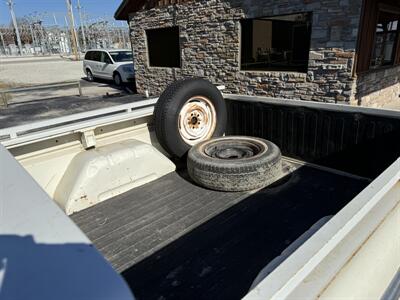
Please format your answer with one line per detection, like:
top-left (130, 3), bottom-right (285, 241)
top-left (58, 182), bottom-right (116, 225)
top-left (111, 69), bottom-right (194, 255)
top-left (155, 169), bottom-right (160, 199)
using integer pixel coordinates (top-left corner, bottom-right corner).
top-left (0, 82), bottom-right (16, 108)
top-left (0, 82), bottom-right (14, 89)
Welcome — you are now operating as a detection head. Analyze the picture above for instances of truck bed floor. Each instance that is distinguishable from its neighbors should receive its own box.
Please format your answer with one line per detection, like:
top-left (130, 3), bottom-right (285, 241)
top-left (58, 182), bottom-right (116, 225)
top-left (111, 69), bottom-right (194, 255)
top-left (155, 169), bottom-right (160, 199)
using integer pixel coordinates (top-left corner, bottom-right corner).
top-left (71, 162), bottom-right (369, 300)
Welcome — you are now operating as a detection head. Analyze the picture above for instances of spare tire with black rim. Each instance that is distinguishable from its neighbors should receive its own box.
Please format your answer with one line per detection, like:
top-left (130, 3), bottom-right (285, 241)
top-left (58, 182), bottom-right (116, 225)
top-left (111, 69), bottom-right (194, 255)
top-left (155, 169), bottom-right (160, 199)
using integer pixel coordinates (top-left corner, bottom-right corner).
top-left (154, 78), bottom-right (227, 158)
top-left (188, 136), bottom-right (282, 191)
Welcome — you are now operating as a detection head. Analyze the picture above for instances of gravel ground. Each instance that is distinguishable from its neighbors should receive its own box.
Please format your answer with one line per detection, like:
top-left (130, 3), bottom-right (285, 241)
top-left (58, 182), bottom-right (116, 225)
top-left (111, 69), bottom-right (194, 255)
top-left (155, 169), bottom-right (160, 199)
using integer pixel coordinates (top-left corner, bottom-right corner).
top-left (0, 57), bottom-right (83, 85)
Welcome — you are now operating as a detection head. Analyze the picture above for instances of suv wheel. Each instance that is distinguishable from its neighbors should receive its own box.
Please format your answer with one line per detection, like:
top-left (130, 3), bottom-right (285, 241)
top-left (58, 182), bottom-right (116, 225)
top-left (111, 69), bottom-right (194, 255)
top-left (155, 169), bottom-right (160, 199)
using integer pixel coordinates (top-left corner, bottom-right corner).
top-left (113, 73), bottom-right (122, 86)
top-left (86, 69), bottom-right (94, 82)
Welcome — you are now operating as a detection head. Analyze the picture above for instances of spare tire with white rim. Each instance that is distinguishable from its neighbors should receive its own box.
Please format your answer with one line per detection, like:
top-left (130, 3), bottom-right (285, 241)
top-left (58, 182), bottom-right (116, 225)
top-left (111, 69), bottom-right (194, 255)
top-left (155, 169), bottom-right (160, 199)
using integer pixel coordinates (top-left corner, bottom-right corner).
top-left (154, 78), bottom-right (227, 158)
top-left (187, 136), bottom-right (282, 191)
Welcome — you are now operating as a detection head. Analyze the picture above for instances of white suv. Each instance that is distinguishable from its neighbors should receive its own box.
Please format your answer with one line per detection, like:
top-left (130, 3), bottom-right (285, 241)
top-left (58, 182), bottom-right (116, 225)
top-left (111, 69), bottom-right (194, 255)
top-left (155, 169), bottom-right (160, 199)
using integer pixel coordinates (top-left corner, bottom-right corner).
top-left (83, 49), bottom-right (135, 86)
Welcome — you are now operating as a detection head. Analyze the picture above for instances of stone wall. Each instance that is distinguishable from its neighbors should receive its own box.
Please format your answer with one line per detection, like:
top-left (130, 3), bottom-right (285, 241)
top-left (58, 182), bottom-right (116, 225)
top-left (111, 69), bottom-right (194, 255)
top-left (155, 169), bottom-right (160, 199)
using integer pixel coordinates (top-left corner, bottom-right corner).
top-left (356, 66), bottom-right (400, 108)
top-left (129, 0), bottom-right (363, 103)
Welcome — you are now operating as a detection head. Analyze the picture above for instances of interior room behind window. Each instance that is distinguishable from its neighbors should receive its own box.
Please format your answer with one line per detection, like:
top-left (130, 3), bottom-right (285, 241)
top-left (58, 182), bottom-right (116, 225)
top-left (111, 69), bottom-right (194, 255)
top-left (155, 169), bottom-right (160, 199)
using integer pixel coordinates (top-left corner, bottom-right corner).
top-left (240, 12), bottom-right (312, 73)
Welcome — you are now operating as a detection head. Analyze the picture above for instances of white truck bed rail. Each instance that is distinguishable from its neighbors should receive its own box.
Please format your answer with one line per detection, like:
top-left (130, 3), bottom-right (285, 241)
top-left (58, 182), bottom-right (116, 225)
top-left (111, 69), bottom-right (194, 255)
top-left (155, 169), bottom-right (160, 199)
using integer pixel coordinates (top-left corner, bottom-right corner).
top-left (245, 157), bottom-right (400, 299)
top-left (0, 98), bottom-right (158, 148)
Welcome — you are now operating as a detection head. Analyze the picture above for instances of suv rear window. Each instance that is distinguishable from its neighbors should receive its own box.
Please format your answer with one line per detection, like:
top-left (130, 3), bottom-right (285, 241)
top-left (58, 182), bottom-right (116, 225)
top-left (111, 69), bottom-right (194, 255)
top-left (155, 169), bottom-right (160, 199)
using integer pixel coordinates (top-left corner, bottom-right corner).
top-left (85, 51), bottom-right (101, 62)
top-left (84, 51), bottom-right (93, 60)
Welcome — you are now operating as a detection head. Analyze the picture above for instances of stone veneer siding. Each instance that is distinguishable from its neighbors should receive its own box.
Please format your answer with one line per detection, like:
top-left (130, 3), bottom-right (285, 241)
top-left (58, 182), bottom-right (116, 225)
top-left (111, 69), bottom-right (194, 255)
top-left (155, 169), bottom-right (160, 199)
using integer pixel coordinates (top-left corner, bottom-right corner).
top-left (129, 0), bottom-right (363, 103)
top-left (355, 66), bottom-right (400, 108)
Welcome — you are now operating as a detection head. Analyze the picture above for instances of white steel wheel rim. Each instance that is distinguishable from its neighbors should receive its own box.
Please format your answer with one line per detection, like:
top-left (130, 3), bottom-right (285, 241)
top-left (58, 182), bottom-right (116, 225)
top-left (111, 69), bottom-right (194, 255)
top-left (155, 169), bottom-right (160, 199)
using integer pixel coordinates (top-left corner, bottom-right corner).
top-left (87, 71), bottom-right (93, 81)
top-left (178, 96), bottom-right (217, 146)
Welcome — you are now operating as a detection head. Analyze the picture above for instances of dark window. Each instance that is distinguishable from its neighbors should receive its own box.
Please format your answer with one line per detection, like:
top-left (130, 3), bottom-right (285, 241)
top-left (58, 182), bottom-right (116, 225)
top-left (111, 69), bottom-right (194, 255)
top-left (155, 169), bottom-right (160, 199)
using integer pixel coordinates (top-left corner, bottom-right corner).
top-left (370, 11), bottom-right (400, 69)
top-left (101, 52), bottom-right (113, 64)
top-left (146, 26), bottom-right (181, 68)
top-left (240, 13), bottom-right (312, 73)
top-left (85, 51), bottom-right (97, 61)
top-left (84, 51), bottom-right (92, 60)
top-left (92, 51), bottom-right (101, 62)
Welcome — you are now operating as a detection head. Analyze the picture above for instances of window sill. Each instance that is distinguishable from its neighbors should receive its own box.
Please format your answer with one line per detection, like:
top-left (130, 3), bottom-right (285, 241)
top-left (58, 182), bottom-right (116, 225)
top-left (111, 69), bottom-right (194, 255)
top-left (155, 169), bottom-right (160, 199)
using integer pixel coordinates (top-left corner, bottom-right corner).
top-left (357, 64), bottom-right (400, 76)
top-left (239, 69), bottom-right (308, 78)
top-left (147, 66), bottom-right (182, 70)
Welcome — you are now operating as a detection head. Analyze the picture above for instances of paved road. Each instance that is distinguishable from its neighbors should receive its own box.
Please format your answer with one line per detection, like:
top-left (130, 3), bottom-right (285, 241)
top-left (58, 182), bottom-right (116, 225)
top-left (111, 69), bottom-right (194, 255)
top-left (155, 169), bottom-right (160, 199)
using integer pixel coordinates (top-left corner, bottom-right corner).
top-left (0, 93), bottom-right (146, 129)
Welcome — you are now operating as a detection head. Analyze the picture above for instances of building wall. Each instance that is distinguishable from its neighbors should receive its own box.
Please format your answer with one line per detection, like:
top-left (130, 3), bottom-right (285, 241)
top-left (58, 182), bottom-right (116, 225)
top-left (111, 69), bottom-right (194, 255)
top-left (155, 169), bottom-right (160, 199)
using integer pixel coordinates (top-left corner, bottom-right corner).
top-left (355, 66), bottom-right (400, 108)
top-left (129, 0), bottom-right (363, 103)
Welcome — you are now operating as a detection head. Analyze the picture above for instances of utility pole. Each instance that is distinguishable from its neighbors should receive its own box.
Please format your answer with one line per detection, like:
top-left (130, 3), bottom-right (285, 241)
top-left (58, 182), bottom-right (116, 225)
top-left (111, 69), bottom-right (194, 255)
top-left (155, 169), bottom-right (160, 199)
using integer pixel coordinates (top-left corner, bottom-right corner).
top-left (6, 0), bottom-right (23, 55)
top-left (65, 0), bottom-right (79, 60)
top-left (0, 32), bottom-right (6, 55)
top-left (53, 13), bottom-right (58, 26)
top-left (103, 20), bottom-right (111, 48)
top-left (29, 23), bottom-right (36, 52)
top-left (64, 15), bottom-right (72, 54)
top-left (28, 14), bottom-right (38, 50)
top-left (76, 0), bottom-right (87, 51)
top-left (120, 21), bottom-right (127, 48)
top-left (117, 28), bottom-right (122, 47)
top-left (39, 22), bottom-right (45, 52)
top-left (52, 13), bottom-right (61, 54)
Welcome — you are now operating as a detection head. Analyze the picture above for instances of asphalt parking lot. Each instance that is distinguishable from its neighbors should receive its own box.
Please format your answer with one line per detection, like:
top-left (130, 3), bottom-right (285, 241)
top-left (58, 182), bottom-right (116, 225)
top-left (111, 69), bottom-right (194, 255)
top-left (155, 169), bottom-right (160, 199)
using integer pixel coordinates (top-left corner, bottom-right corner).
top-left (0, 55), bottom-right (142, 129)
top-left (0, 92), bottom-right (145, 129)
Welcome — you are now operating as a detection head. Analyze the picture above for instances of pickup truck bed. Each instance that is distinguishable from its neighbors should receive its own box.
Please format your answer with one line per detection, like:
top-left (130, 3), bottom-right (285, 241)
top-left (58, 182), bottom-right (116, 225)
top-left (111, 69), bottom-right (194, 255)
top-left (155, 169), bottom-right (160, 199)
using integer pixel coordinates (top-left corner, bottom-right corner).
top-left (3, 94), bottom-right (400, 300)
top-left (71, 158), bottom-right (369, 300)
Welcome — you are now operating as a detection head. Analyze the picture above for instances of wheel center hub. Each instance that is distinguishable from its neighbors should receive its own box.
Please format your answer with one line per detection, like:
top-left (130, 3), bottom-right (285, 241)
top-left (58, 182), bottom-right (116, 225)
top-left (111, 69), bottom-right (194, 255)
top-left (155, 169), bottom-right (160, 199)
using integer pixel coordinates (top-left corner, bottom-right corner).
top-left (205, 141), bottom-right (263, 159)
top-left (187, 110), bottom-right (204, 129)
top-left (190, 116), bottom-right (199, 125)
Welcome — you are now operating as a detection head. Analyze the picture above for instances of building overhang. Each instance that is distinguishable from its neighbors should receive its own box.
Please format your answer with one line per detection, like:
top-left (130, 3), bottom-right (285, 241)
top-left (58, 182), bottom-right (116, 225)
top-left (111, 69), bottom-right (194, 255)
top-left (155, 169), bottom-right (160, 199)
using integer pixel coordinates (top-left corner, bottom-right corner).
top-left (114, 0), bottom-right (146, 21)
top-left (114, 0), bottom-right (193, 21)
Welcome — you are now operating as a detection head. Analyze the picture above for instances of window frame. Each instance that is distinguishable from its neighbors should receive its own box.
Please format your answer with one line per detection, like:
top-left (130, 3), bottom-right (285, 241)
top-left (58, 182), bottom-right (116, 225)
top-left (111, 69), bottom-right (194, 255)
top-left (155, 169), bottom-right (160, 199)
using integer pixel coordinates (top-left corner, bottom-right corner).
top-left (369, 9), bottom-right (400, 69)
top-left (239, 12), bottom-right (313, 73)
top-left (356, 1), bottom-right (400, 74)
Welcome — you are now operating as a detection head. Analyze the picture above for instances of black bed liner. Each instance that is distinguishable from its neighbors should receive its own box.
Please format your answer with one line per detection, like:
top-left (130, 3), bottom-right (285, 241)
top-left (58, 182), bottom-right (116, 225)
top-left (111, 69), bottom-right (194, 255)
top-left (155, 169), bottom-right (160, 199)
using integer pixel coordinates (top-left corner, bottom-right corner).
top-left (72, 171), bottom-right (249, 272)
top-left (71, 160), bottom-right (369, 300)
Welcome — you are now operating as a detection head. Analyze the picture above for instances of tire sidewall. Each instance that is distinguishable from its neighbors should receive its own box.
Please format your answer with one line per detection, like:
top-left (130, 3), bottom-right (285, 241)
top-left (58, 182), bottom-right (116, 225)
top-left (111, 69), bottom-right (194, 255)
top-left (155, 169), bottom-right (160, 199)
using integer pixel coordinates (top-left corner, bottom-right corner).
top-left (114, 73), bottom-right (122, 86)
top-left (187, 136), bottom-right (282, 191)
